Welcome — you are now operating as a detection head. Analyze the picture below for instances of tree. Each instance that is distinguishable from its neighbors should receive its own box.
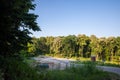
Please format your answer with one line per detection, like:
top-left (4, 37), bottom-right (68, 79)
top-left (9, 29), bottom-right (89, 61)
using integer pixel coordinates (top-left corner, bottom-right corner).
top-left (61, 35), bottom-right (77, 57)
top-left (115, 37), bottom-right (120, 61)
top-left (77, 34), bottom-right (91, 57)
top-left (28, 37), bottom-right (47, 56)
top-left (0, 0), bottom-right (40, 80)
top-left (115, 37), bottom-right (120, 56)
top-left (106, 37), bottom-right (117, 61)
top-left (46, 36), bottom-right (54, 54)
top-left (0, 0), bottom-right (40, 56)
top-left (51, 37), bottom-right (63, 55)
top-left (98, 37), bottom-right (106, 60)
top-left (90, 35), bottom-right (98, 55)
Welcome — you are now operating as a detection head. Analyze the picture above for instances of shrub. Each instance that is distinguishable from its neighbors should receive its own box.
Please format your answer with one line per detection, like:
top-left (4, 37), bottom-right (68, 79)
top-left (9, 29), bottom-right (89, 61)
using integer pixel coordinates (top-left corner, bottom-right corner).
top-left (0, 56), bottom-right (40, 80)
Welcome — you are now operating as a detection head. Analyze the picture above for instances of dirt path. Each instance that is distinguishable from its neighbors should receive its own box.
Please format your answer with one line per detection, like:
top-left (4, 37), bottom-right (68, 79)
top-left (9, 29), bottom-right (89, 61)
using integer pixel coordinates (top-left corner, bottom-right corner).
top-left (33, 56), bottom-right (120, 75)
top-left (34, 56), bottom-right (71, 70)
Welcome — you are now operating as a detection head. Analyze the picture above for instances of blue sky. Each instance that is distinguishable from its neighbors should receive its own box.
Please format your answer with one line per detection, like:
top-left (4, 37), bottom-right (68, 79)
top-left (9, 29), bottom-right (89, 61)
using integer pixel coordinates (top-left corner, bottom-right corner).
top-left (31, 0), bottom-right (120, 38)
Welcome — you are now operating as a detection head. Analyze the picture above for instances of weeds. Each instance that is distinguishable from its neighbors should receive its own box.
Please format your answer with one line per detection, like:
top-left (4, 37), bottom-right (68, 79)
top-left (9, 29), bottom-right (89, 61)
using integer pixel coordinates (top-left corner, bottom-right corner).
top-left (38, 62), bottom-right (120, 80)
top-left (0, 56), bottom-right (120, 80)
top-left (0, 56), bottom-right (40, 80)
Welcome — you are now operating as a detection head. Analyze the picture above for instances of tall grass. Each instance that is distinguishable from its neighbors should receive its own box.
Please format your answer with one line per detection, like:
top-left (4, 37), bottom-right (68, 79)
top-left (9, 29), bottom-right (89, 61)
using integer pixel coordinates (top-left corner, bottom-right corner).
top-left (38, 61), bottom-right (120, 80)
top-left (0, 56), bottom-right (40, 80)
top-left (0, 56), bottom-right (120, 80)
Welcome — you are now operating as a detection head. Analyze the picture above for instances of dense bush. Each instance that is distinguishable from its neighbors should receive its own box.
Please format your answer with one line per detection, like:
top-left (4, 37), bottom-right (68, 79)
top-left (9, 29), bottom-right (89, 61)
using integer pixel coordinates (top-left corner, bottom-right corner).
top-left (0, 56), bottom-right (40, 80)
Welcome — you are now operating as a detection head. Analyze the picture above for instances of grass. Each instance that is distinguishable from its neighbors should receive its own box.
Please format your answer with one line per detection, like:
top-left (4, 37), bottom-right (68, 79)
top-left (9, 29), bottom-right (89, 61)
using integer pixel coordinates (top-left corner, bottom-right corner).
top-left (71, 60), bottom-right (120, 68)
top-left (0, 56), bottom-right (40, 80)
top-left (45, 54), bottom-right (120, 67)
top-left (38, 62), bottom-right (120, 80)
top-left (1, 56), bottom-right (120, 80)
top-left (25, 57), bottom-right (120, 80)
top-left (24, 57), bottom-right (38, 67)
top-left (64, 56), bottom-right (120, 68)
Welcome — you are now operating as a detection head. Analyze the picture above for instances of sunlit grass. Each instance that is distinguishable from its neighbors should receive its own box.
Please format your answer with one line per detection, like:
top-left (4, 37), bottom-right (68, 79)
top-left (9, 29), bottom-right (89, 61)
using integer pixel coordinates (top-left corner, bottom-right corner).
top-left (72, 60), bottom-right (120, 68)
top-left (45, 54), bottom-right (120, 67)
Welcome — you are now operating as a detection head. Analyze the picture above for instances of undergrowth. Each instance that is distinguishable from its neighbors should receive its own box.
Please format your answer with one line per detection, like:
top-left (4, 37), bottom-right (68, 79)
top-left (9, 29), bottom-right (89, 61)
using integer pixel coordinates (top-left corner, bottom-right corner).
top-left (0, 56), bottom-right (120, 80)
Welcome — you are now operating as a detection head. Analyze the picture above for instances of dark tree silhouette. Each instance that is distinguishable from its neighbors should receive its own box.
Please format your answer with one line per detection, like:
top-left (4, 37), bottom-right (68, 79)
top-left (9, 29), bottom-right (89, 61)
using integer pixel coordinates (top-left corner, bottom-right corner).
top-left (0, 0), bottom-right (40, 56)
top-left (0, 0), bottom-right (40, 80)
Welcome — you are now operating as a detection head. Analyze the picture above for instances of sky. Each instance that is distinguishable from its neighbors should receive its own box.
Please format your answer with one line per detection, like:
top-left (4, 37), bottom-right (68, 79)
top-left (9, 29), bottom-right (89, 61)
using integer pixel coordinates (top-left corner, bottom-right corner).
top-left (30, 0), bottom-right (120, 38)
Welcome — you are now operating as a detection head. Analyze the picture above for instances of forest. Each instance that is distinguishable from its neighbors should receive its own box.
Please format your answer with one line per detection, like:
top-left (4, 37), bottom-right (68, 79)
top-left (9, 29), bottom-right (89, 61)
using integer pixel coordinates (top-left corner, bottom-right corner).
top-left (28, 34), bottom-right (120, 62)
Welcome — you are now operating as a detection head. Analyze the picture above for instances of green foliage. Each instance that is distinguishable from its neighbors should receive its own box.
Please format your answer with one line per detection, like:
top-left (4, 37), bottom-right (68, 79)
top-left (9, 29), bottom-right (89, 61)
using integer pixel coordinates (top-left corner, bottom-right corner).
top-left (51, 37), bottom-right (63, 54)
top-left (90, 35), bottom-right (99, 55)
top-left (77, 34), bottom-right (91, 57)
top-left (61, 35), bottom-right (77, 57)
top-left (115, 37), bottom-right (120, 56)
top-left (30, 35), bottom-right (120, 62)
top-left (37, 62), bottom-right (120, 80)
top-left (0, 0), bottom-right (40, 80)
top-left (0, 0), bottom-right (40, 56)
top-left (28, 37), bottom-right (50, 56)
top-left (0, 56), bottom-right (40, 80)
top-left (1, 56), bottom-right (120, 80)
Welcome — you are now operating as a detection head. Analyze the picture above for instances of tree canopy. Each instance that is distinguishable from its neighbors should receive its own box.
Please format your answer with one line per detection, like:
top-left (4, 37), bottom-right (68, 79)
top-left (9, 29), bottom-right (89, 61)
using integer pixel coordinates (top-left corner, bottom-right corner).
top-left (0, 0), bottom-right (40, 56)
top-left (0, 0), bottom-right (40, 80)
top-left (29, 35), bottom-right (120, 61)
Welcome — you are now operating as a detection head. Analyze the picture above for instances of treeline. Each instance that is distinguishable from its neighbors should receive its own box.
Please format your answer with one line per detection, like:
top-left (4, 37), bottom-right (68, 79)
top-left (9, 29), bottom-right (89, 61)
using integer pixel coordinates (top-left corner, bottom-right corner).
top-left (28, 34), bottom-right (120, 61)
